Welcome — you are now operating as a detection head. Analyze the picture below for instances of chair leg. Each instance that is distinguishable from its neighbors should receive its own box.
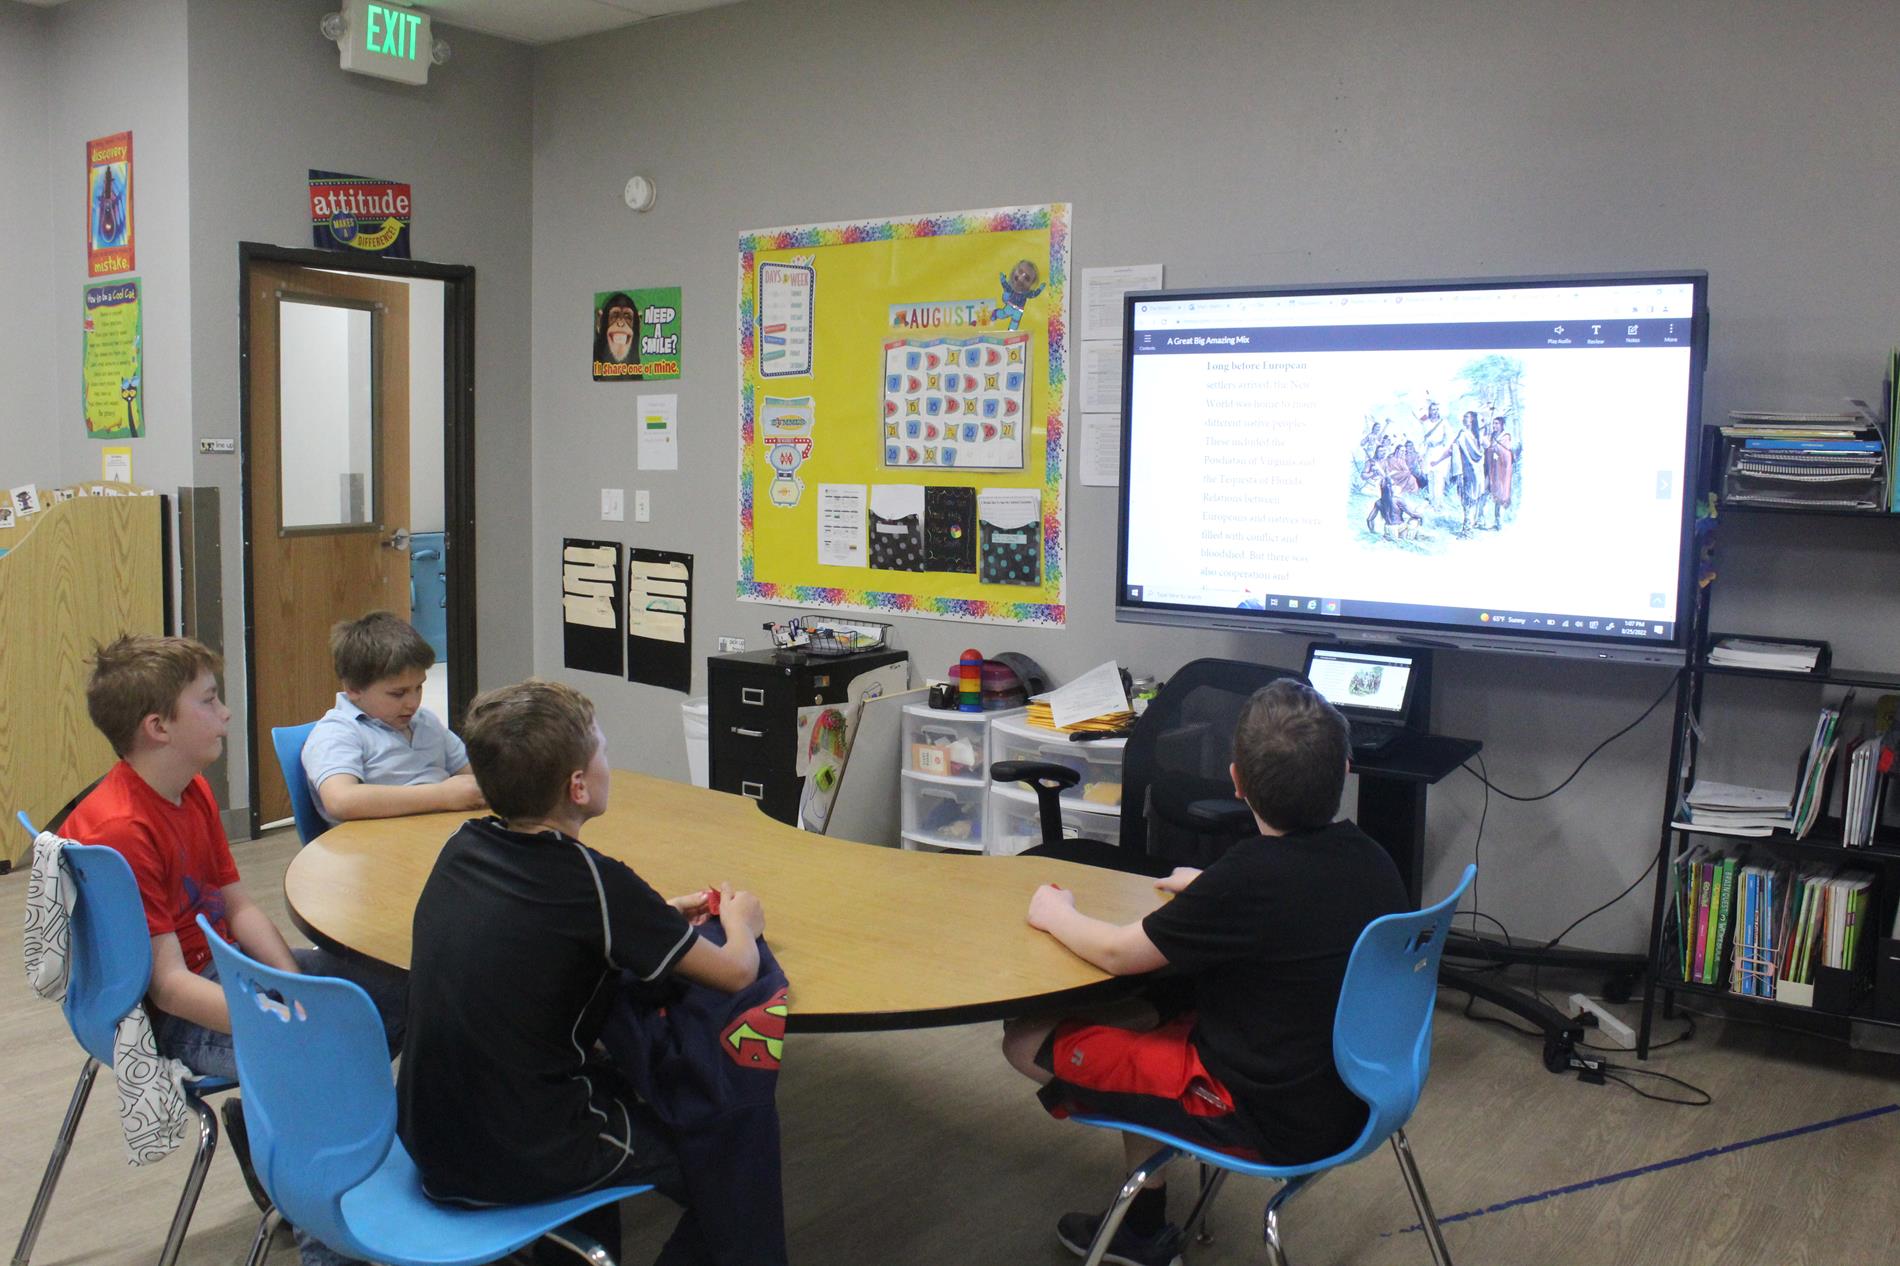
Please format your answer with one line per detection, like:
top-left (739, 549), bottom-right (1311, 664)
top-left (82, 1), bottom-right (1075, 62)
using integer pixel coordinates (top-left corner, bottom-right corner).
top-left (11, 1058), bottom-right (100, 1266)
top-left (1081, 1146), bottom-right (1176, 1266)
top-left (1261, 1174), bottom-right (1311, 1266)
top-left (155, 1096), bottom-right (219, 1266)
top-left (1391, 1129), bottom-right (1454, 1266)
top-left (1179, 1165), bottom-right (1230, 1246)
top-left (540, 1230), bottom-right (616, 1265)
top-left (242, 1210), bottom-right (278, 1266)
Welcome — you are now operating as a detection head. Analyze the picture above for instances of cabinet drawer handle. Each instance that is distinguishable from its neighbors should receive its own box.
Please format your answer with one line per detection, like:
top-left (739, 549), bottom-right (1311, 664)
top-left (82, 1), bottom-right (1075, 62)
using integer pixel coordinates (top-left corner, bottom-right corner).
top-left (741, 687), bottom-right (766, 705)
top-left (741, 781), bottom-right (765, 799)
top-left (730, 726), bottom-right (765, 738)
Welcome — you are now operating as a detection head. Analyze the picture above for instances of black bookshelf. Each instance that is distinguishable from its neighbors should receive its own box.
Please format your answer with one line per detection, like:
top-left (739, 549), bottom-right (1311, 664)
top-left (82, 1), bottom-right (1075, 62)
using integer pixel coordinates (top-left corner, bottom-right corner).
top-left (1637, 429), bottom-right (1900, 1056)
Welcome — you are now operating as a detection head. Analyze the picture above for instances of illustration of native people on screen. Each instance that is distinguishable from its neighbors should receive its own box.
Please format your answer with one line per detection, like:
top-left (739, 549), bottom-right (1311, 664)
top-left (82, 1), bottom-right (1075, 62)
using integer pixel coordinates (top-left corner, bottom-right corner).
top-left (1350, 355), bottom-right (1523, 548)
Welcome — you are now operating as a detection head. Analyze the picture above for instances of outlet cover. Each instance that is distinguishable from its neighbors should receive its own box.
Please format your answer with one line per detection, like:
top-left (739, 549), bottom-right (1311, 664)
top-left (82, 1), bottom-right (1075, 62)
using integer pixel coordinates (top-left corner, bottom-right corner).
top-left (634, 489), bottom-right (652, 523)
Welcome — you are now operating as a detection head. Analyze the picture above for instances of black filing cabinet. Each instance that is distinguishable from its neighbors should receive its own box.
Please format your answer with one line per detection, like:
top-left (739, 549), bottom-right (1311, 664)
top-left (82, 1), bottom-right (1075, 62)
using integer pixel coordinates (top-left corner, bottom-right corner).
top-left (708, 647), bottom-right (909, 825)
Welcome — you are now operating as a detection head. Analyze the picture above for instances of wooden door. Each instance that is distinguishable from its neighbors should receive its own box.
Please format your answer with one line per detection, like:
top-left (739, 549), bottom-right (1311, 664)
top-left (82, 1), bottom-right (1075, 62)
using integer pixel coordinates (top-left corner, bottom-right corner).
top-left (247, 262), bottom-right (411, 827)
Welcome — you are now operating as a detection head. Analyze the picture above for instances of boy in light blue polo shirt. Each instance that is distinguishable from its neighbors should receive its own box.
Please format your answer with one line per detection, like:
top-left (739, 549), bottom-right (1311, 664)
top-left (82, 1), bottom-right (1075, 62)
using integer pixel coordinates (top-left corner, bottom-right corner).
top-left (303, 611), bottom-right (486, 824)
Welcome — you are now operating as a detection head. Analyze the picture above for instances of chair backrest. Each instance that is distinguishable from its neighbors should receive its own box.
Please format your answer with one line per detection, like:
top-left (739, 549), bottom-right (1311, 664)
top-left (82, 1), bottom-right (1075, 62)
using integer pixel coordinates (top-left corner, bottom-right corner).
top-left (199, 914), bottom-right (393, 1258)
top-left (1329, 863), bottom-right (1476, 1160)
top-left (1123, 658), bottom-right (1299, 865)
top-left (60, 843), bottom-right (158, 1066)
top-left (271, 722), bottom-right (329, 845)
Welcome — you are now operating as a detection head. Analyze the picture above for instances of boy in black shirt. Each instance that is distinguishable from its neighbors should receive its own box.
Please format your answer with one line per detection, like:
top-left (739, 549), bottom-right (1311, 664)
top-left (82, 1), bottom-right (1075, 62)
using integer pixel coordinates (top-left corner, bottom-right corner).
top-left (1003, 678), bottom-right (1407, 1266)
top-left (398, 680), bottom-right (769, 1264)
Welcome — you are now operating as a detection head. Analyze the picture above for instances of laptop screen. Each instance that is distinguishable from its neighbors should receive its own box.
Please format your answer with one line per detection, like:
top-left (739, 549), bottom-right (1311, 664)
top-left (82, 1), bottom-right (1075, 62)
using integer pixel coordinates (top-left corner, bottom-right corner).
top-left (1304, 645), bottom-right (1417, 721)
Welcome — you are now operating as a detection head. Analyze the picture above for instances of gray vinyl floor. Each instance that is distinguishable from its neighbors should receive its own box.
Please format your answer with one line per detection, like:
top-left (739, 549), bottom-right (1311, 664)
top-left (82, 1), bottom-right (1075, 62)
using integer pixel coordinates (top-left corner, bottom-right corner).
top-left (4, 829), bottom-right (1897, 1266)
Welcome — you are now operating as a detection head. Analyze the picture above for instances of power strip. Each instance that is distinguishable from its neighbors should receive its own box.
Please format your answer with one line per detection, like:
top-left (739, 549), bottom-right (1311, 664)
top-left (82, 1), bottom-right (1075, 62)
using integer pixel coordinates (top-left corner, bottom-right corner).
top-left (1568, 993), bottom-right (1636, 1050)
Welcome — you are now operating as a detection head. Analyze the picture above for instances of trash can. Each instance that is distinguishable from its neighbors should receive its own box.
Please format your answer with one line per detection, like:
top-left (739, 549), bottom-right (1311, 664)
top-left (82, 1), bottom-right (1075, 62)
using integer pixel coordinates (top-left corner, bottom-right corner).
top-left (681, 696), bottom-right (710, 788)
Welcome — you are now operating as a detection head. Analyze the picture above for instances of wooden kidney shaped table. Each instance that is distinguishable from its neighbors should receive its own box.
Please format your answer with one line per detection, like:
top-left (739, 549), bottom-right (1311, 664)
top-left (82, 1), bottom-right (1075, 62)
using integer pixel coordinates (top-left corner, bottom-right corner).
top-left (286, 769), bottom-right (1166, 1032)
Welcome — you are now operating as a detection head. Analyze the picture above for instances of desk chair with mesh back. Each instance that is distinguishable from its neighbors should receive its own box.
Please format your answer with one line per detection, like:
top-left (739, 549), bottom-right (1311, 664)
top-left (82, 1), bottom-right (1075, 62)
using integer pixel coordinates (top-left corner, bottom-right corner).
top-left (270, 722), bottom-right (329, 845)
top-left (12, 821), bottom-right (261, 1266)
top-left (992, 658), bottom-right (1300, 875)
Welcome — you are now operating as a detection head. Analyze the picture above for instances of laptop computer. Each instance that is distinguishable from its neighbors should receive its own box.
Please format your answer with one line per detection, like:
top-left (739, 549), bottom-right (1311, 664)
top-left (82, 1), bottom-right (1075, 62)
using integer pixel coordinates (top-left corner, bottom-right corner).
top-left (1302, 644), bottom-right (1420, 759)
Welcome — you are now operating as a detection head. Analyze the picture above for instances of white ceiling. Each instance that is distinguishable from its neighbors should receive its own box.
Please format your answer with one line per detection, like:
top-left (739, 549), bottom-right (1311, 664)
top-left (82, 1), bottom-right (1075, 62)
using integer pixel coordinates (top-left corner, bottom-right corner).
top-left (13, 0), bottom-right (749, 45)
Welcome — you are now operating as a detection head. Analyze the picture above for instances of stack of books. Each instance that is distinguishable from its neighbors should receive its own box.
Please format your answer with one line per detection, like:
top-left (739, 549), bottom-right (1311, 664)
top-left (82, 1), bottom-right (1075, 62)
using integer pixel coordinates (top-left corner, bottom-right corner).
top-left (1721, 410), bottom-right (1886, 510)
top-left (1840, 727), bottom-right (1898, 849)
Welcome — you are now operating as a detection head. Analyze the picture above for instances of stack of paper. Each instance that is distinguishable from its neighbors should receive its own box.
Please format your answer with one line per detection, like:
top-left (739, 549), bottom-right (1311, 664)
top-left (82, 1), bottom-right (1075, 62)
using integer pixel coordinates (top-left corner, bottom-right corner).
top-left (1707, 638), bottom-right (1822, 673)
top-left (1677, 781), bottom-right (1793, 836)
top-left (1721, 409), bottom-right (1887, 509)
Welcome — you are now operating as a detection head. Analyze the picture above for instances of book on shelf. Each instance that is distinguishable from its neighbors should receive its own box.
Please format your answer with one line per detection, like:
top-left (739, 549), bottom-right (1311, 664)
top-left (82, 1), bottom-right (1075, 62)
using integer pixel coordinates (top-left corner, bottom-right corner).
top-left (1671, 846), bottom-right (1875, 1004)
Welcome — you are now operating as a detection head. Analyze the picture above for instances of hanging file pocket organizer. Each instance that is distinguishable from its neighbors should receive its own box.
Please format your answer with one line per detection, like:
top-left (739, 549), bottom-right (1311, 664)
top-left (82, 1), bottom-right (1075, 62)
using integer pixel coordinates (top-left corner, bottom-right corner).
top-left (924, 486), bottom-right (977, 573)
top-left (977, 488), bottom-right (1042, 586)
top-left (868, 484), bottom-right (926, 571)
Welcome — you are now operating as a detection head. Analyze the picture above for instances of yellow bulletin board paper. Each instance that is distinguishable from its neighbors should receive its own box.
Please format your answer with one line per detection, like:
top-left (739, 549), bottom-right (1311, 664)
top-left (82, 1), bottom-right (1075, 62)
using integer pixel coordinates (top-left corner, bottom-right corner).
top-left (738, 204), bottom-right (1070, 626)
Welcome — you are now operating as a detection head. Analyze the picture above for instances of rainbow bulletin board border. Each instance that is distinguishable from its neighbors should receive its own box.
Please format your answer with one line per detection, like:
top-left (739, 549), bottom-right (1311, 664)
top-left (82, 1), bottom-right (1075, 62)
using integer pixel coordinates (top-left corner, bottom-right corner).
top-left (737, 204), bottom-right (1069, 626)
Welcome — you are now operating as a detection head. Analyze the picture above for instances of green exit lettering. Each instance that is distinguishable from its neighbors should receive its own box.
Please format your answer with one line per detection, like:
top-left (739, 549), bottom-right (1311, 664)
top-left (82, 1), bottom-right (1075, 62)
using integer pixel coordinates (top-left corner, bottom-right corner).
top-left (365, 4), bottom-right (421, 60)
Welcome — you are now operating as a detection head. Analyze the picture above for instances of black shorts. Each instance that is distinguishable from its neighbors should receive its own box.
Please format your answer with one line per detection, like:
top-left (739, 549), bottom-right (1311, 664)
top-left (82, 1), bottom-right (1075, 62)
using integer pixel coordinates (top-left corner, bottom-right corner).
top-left (1034, 1014), bottom-right (1264, 1160)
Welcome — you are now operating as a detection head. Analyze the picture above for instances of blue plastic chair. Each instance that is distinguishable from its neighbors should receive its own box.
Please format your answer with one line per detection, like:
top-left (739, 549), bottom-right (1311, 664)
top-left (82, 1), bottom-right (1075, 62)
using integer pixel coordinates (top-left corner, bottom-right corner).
top-left (271, 722), bottom-right (329, 845)
top-left (198, 914), bottom-right (655, 1266)
top-left (11, 825), bottom-right (250, 1266)
top-left (1069, 864), bottom-right (1476, 1266)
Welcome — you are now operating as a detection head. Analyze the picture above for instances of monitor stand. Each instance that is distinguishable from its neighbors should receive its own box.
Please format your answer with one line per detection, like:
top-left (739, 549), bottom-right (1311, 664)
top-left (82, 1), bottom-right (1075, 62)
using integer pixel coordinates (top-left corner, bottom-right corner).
top-left (1342, 650), bottom-right (1646, 1075)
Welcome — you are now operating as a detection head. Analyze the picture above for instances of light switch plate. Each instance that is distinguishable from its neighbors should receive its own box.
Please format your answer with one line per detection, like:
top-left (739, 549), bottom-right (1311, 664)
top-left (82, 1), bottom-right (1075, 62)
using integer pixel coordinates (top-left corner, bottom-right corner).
top-left (634, 490), bottom-right (651, 523)
top-left (601, 488), bottom-right (624, 521)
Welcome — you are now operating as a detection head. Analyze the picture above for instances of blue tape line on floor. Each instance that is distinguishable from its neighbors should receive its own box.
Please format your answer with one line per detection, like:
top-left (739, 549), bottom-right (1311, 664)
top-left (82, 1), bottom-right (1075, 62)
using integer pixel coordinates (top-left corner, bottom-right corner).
top-left (1389, 1102), bottom-right (1900, 1236)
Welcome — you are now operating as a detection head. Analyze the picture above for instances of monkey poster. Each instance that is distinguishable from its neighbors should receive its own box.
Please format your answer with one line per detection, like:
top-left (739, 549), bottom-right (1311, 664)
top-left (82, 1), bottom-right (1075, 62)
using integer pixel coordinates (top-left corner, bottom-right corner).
top-left (86, 132), bottom-right (134, 277)
top-left (592, 286), bottom-right (682, 381)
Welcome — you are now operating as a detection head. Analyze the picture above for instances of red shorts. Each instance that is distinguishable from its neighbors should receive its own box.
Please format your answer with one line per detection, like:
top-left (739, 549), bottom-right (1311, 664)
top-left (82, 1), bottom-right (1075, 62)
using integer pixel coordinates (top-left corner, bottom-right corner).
top-left (1034, 1014), bottom-right (1263, 1160)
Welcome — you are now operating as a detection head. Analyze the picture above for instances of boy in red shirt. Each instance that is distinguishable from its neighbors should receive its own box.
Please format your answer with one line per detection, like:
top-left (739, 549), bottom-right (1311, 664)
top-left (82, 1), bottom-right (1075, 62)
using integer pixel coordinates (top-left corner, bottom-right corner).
top-left (62, 635), bottom-right (403, 1266)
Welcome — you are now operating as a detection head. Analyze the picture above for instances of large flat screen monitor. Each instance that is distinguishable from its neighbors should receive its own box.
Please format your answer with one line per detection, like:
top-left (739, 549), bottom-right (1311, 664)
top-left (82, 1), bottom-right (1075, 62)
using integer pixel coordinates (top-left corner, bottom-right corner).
top-left (1116, 272), bottom-right (1708, 664)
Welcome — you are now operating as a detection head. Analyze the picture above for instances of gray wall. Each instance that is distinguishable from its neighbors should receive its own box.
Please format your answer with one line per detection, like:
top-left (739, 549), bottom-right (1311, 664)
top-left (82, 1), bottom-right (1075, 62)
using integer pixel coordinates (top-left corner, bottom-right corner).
top-left (35, 0), bottom-right (196, 499)
top-left (0, 2), bottom-right (54, 481)
top-left (529, 0), bottom-right (1900, 951)
top-left (185, 0), bottom-right (535, 816)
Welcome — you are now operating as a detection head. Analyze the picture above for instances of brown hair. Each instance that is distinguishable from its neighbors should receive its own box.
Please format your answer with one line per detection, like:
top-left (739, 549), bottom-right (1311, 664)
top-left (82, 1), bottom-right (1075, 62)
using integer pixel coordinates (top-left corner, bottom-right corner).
top-left (462, 680), bottom-right (598, 821)
top-left (330, 611), bottom-right (435, 690)
top-left (86, 635), bottom-right (224, 757)
top-left (1232, 678), bottom-right (1349, 833)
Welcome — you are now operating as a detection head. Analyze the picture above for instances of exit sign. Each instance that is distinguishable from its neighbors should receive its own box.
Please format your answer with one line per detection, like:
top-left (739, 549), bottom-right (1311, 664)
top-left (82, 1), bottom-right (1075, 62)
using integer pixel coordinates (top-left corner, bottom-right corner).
top-left (336, 0), bottom-right (432, 86)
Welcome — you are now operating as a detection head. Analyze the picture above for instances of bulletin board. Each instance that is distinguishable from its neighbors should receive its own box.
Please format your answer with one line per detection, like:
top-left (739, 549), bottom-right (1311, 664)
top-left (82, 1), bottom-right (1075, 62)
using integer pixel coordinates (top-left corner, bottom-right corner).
top-left (737, 204), bottom-right (1070, 626)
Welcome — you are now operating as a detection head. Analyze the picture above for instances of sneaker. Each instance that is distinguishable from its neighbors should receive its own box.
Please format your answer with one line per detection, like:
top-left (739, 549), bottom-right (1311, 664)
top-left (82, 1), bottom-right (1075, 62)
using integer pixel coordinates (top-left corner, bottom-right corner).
top-left (220, 1098), bottom-right (274, 1213)
top-left (1055, 1210), bottom-right (1184, 1266)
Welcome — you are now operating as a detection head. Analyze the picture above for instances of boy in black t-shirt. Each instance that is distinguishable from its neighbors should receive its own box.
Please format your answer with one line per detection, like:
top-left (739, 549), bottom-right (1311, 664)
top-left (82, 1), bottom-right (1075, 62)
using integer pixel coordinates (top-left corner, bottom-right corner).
top-left (397, 681), bottom-right (770, 1265)
top-left (1002, 679), bottom-right (1407, 1266)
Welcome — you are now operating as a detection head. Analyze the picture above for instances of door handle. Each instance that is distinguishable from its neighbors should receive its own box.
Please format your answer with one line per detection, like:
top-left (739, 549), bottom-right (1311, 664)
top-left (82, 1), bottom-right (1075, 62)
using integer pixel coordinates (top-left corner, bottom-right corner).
top-left (384, 527), bottom-right (411, 551)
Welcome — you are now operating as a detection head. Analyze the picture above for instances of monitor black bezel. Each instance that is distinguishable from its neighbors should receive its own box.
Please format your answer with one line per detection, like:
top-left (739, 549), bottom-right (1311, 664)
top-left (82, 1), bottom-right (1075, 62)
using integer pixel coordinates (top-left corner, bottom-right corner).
top-left (1113, 269), bottom-right (1710, 666)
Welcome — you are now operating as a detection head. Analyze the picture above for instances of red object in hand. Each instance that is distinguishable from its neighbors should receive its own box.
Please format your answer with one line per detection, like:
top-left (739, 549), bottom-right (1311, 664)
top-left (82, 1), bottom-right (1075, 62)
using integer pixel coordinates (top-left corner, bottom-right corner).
top-left (705, 887), bottom-right (722, 916)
